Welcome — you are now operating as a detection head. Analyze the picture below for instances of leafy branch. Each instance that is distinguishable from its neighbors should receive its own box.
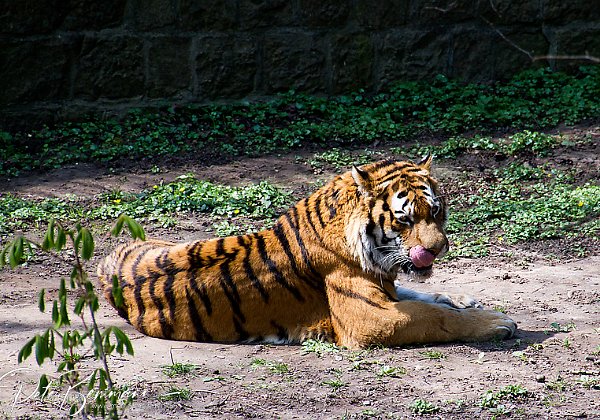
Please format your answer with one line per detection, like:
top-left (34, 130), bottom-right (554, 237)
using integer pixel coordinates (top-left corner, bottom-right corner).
top-left (1, 214), bottom-right (145, 418)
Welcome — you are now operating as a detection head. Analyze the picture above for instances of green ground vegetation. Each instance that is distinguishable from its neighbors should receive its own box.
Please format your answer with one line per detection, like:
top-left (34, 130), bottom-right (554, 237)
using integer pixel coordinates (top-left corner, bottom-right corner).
top-left (2, 67), bottom-right (599, 177)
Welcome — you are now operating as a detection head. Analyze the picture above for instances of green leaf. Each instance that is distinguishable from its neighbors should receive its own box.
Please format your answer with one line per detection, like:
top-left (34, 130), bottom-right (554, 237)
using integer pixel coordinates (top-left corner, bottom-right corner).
top-left (88, 369), bottom-right (97, 389)
top-left (42, 220), bottom-right (56, 251)
top-left (110, 215), bottom-right (126, 237)
top-left (34, 334), bottom-right (47, 365)
top-left (80, 227), bottom-right (95, 260)
top-left (125, 217), bottom-right (146, 241)
top-left (51, 300), bottom-right (60, 326)
top-left (18, 337), bottom-right (36, 363)
top-left (38, 374), bottom-right (49, 398)
top-left (98, 369), bottom-right (108, 390)
top-left (48, 331), bottom-right (55, 359)
top-left (0, 244), bottom-right (7, 268)
top-left (111, 275), bottom-right (124, 308)
top-left (58, 278), bottom-right (66, 299)
top-left (74, 297), bottom-right (85, 315)
top-left (59, 296), bottom-right (70, 327)
top-left (55, 227), bottom-right (67, 251)
top-left (38, 289), bottom-right (46, 312)
top-left (112, 327), bottom-right (134, 355)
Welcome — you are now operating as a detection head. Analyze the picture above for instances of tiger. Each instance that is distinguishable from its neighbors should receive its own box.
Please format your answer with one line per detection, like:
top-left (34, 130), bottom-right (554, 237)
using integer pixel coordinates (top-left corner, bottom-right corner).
top-left (97, 157), bottom-right (516, 349)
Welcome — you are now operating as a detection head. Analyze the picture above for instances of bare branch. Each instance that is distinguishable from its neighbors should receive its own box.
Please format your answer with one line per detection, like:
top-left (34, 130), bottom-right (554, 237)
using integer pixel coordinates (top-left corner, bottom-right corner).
top-left (532, 53), bottom-right (600, 64)
top-left (481, 16), bottom-right (534, 61)
top-left (424, 2), bottom-right (457, 13)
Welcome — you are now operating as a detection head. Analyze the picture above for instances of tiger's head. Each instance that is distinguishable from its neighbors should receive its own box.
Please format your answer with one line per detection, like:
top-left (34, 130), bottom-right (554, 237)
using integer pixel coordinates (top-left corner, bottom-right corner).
top-left (345, 156), bottom-right (449, 279)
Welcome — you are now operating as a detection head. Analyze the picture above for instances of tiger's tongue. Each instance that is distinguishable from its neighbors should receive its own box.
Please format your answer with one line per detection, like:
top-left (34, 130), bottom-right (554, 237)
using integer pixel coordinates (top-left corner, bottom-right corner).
top-left (409, 246), bottom-right (436, 268)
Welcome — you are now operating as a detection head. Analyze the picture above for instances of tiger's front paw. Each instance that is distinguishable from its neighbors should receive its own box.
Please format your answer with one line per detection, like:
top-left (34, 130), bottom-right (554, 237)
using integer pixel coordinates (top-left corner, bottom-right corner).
top-left (464, 309), bottom-right (517, 341)
top-left (433, 293), bottom-right (483, 309)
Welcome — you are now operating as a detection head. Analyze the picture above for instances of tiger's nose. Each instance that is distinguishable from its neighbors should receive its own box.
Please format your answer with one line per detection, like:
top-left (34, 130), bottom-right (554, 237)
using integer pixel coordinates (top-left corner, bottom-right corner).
top-left (409, 245), bottom-right (437, 267)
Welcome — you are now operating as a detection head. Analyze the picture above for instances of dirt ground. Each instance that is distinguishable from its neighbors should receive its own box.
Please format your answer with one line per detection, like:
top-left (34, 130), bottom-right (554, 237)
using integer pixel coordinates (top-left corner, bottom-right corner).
top-left (0, 134), bottom-right (599, 419)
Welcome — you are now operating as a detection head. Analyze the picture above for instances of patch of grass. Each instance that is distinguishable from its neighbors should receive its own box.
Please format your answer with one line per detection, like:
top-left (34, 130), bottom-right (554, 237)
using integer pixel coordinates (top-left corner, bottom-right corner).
top-left (577, 375), bottom-right (600, 389)
top-left (158, 386), bottom-right (193, 402)
top-left (321, 378), bottom-right (345, 390)
top-left (0, 177), bottom-right (291, 235)
top-left (307, 148), bottom-right (380, 170)
top-left (376, 365), bottom-right (406, 378)
top-left (409, 399), bottom-right (439, 415)
top-left (301, 339), bottom-right (342, 357)
top-left (547, 321), bottom-right (577, 333)
top-left (546, 377), bottom-right (568, 392)
top-left (3, 67), bottom-right (599, 177)
top-left (161, 362), bottom-right (199, 378)
top-left (446, 174), bottom-right (600, 259)
top-left (479, 384), bottom-right (530, 409)
top-left (250, 358), bottom-right (289, 374)
top-left (419, 350), bottom-right (446, 360)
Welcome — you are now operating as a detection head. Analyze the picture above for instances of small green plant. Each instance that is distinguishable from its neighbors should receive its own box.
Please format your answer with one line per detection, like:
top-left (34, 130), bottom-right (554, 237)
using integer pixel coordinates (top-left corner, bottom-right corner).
top-left (420, 350), bottom-right (446, 360)
top-left (577, 375), bottom-right (600, 390)
top-left (1, 214), bottom-right (145, 418)
top-left (376, 365), bottom-right (406, 378)
top-left (158, 386), bottom-right (193, 402)
top-left (301, 339), bottom-right (342, 357)
top-left (4, 66), bottom-right (598, 178)
top-left (479, 384), bottom-right (530, 409)
top-left (546, 377), bottom-right (568, 392)
top-left (409, 399), bottom-right (439, 415)
top-left (321, 378), bottom-right (345, 390)
top-left (250, 358), bottom-right (289, 374)
top-left (548, 321), bottom-right (577, 333)
top-left (161, 362), bottom-right (199, 378)
top-left (307, 148), bottom-right (379, 170)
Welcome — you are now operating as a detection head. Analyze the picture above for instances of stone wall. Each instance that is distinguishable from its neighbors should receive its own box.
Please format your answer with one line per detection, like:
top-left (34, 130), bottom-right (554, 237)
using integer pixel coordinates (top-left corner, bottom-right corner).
top-left (1, 0), bottom-right (599, 123)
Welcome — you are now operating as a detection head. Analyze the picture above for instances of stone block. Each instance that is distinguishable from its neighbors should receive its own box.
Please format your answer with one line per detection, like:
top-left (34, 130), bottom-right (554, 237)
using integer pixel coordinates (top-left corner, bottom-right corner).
top-left (542, 0), bottom-right (600, 23)
top-left (552, 25), bottom-right (600, 71)
top-left (0, 0), bottom-right (66, 34)
top-left (179, 0), bottom-right (237, 31)
top-left (356, 0), bottom-right (410, 29)
top-left (261, 30), bottom-right (327, 93)
top-left (409, 0), bottom-right (478, 24)
top-left (489, 28), bottom-right (549, 79)
top-left (478, 0), bottom-right (542, 25)
top-left (239, 0), bottom-right (294, 30)
top-left (194, 34), bottom-right (257, 99)
top-left (147, 36), bottom-right (192, 98)
top-left (450, 26), bottom-right (496, 81)
top-left (0, 36), bottom-right (77, 106)
top-left (331, 33), bottom-right (374, 92)
top-left (74, 36), bottom-right (145, 100)
top-left (60, 0), bottom-right (126, 30)
top-left (297, 0), bottom-right (350, 28)
top-left (128, 0), bottom-right (178, 31)
top-left (378, 28), bottom-right (452, 86)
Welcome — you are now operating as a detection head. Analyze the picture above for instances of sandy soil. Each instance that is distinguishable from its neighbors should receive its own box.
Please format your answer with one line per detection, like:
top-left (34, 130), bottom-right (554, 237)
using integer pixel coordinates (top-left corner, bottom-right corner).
top-left (0, 141), bottom-right (599, 419)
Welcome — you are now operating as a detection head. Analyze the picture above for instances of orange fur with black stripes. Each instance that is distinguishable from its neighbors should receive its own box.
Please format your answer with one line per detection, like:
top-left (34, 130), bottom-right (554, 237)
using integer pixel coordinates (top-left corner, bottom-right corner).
top-left (98, 158), bottom-right (516, 348)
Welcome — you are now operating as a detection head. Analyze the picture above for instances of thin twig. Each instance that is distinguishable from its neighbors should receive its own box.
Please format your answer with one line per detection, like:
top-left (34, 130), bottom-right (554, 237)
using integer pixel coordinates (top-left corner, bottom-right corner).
top-left (481, 16), bottom-right (534, 60)
top-left (532, 53), bottom-right (600, 63)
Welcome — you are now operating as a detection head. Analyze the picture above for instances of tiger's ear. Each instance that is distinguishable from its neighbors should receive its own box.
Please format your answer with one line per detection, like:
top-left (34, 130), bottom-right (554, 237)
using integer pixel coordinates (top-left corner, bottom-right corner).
top-left (352, 165), bottom-right (373, 196)
top-left (417, 154), bottom-right (433, 172)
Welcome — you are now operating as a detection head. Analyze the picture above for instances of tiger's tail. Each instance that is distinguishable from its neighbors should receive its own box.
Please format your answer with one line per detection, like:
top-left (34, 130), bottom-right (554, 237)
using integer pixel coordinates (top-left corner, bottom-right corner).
top-left (97, 239), bottom-right (173, 320)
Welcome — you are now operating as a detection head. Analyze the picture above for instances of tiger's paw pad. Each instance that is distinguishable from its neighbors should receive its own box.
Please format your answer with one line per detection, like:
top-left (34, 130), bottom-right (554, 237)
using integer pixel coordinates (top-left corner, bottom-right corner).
top-left (434, 293), bottom-right (483, 309)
